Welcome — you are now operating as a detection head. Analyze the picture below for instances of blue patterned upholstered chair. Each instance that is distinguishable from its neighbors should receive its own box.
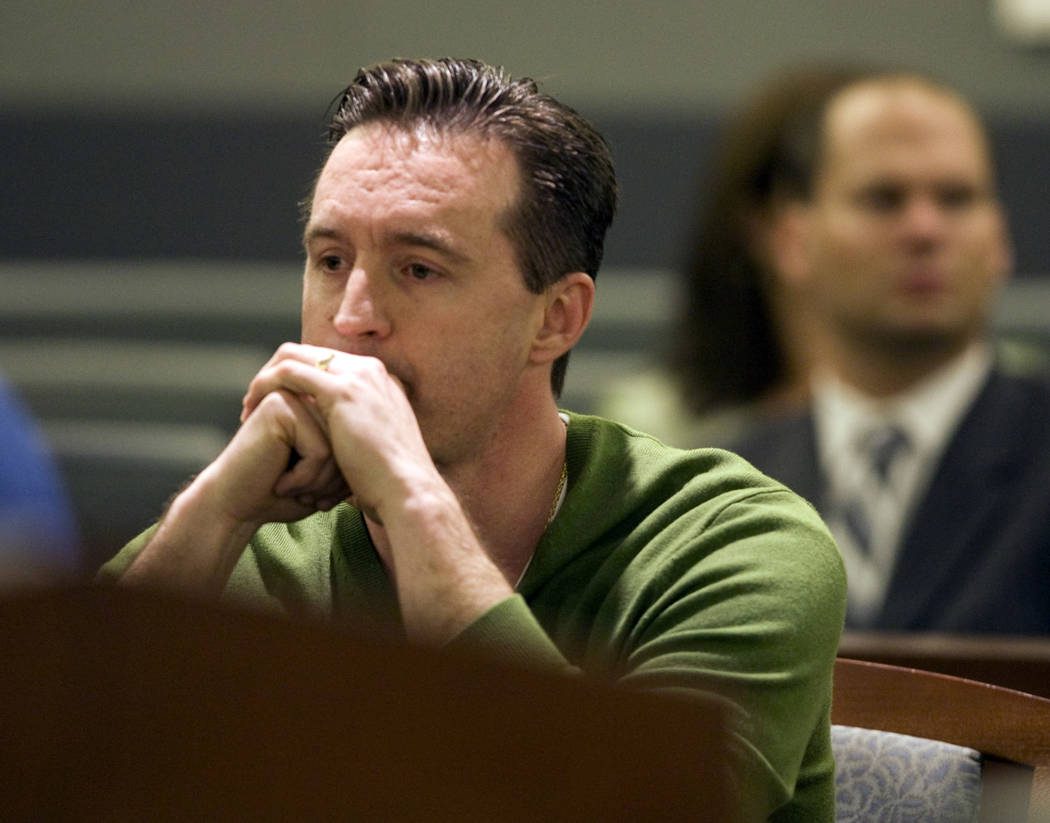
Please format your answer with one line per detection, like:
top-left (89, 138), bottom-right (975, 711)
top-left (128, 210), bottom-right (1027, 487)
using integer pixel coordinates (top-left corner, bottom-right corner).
top-left (832, 725), bottom-right (982, 821)
top-left (832, 658), bottom-right (1050, 823)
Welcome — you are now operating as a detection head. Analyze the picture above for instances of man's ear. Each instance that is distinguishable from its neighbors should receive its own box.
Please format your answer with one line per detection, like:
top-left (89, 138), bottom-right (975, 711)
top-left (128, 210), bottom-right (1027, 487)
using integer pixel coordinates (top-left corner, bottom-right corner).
top-left (767, 203), bottom-right (813, 288)
top-left (990, 203), bottom-right (1015, 287)
top-left (529, 272), bottom-right (595, 365)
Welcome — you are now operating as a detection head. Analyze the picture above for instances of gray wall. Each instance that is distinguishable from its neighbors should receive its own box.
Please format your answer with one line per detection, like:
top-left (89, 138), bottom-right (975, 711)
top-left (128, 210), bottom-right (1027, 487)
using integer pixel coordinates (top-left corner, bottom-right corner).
top-left (4, 0), bottom-right (1050, 116)
top-left (3, 0), bottom-right (1049, 272)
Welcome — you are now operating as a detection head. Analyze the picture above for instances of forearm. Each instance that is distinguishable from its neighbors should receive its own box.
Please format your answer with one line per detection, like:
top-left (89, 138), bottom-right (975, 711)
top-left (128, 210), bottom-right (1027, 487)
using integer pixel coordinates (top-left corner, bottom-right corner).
top-left (380, 479), bottom-right (515, 646)
top-left (119, 469), bottom-right (261, 596)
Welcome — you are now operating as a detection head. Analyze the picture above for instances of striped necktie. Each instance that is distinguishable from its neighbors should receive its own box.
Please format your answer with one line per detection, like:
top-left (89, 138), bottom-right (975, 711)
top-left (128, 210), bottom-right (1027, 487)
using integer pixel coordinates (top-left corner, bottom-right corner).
top-left (840, 425), bottom-right (911, 557)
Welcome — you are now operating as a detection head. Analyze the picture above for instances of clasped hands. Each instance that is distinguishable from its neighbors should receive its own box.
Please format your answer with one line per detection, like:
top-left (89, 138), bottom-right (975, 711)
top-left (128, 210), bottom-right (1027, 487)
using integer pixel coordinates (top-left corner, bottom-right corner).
top-left (206, 342), bottom-right (432, 531)
top-left (130, 341), bottom-right (511, 640)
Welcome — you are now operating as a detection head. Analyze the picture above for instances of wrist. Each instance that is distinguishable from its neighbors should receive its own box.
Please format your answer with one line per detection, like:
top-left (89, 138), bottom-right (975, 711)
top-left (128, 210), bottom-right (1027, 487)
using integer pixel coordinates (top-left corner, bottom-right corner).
top-left (370, 462), bottom-right (455, 525)
top-left (177, 465), bottom-right (265, 547)
top-left (120, 470), bottom-right (263, 595)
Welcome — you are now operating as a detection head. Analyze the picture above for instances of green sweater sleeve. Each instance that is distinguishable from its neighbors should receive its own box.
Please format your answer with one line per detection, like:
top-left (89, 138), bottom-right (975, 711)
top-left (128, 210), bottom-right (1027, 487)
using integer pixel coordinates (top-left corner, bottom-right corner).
top-left (444, 594), bottom-right (578, 675)
top-left (613, 489), bottom-right (844, 823)
top-left (95, 525), bottom-right (156, 583)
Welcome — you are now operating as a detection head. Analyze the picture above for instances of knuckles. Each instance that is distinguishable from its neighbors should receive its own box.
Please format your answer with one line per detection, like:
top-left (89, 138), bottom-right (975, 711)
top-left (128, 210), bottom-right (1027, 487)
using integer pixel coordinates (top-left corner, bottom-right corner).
top-left (249, 347), bottom-right (399, 413)
top-left (274, 341), bottom-right (302, 359)
top-left (253, 389), bottom-right (313, 429)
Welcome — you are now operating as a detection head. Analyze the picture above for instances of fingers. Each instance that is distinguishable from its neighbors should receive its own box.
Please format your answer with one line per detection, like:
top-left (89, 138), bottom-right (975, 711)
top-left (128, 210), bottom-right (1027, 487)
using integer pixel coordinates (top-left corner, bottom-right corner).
top-left (296, 475), bottom-right (353, 512)
top-left (241, 344), bottom-right (406, 435)
top-left (241, 343), bottom-right (344, 422)
top-left (197, 387), bottom-right (343, 527)
top-left (265, 390), bottom-right (345, 502)
top-left (274, 440), bottom-right (348, 502)
top-left (235, 343), bottom-right (421, 520)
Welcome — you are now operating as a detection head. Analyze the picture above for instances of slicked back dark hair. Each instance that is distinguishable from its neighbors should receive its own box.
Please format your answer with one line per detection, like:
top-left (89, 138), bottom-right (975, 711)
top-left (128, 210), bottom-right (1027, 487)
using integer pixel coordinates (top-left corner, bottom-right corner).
top-left (316, 57), bottom-right (618, 397)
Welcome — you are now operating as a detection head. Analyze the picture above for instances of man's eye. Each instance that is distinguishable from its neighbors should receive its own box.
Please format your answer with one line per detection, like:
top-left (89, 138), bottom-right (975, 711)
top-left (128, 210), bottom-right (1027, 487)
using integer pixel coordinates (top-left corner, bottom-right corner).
top-left (321, 255), bottom-right (343, 271)
top-left (937, 184), bottom-right (978, 210)
top-left (406, 263), bottom-right (437, 280)
top-left (858, 187), bottom-right (903, 211)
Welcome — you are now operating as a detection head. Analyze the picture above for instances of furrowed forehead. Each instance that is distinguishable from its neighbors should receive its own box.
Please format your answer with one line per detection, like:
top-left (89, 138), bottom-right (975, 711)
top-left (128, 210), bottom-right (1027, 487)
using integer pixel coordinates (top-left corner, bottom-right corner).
top-left (302, 123), bottom-right (523, 260)
top-left (307, 121), bottom-right (521, 207)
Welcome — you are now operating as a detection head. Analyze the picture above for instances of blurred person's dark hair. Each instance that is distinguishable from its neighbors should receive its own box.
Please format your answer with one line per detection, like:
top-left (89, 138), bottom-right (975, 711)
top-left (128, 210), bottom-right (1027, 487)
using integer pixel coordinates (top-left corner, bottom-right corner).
top-left (669, 64), bottom-right (871, 416)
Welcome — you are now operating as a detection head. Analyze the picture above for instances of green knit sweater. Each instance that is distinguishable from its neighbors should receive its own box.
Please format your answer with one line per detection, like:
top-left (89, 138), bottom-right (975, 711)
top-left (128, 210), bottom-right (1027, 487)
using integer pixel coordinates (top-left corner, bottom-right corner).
top-left (100, 412), bottom-right (845, 821)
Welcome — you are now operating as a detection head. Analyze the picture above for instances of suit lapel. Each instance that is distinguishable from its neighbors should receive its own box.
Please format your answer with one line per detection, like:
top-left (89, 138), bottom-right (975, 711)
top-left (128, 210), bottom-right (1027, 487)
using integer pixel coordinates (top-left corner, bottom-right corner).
top-left (876, 370), bottom-right (1024, 627)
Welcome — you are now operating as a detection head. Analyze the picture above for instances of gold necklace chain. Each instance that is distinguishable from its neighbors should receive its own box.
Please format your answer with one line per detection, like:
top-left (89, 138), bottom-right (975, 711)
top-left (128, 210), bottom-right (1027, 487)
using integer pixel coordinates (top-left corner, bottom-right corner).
top-left (517, 456), bottom-right (568, 590)
top-left (545, 460), bottom-right (568, 529)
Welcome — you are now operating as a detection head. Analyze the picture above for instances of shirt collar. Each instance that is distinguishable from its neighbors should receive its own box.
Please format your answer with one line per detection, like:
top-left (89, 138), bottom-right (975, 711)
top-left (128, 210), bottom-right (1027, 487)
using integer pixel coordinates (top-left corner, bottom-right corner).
top-left (813, 341), bottom-right (993, 478)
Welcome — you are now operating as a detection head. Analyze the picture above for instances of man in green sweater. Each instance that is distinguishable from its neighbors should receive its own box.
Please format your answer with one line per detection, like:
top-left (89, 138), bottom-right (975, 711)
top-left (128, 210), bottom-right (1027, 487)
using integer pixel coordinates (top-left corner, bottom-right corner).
top-left (101, 57), bottom-right (845, 821)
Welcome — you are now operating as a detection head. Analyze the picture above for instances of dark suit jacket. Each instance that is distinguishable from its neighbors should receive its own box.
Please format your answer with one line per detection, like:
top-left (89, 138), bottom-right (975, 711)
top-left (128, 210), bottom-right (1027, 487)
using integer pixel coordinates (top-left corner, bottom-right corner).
top-left (731, 369), bottom-right (1050, 634)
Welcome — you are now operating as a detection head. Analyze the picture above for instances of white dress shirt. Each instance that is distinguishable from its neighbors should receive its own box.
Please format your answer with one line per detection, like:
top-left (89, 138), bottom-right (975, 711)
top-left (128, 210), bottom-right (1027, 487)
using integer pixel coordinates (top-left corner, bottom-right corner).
top-left (812, 342), bottom-right (994, 625)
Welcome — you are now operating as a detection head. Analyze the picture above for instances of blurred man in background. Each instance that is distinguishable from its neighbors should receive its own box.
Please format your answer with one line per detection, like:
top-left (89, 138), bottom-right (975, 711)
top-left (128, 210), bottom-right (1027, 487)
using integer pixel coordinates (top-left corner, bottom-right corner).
top-left (733, 71), bottom-right (1050, 633)
top-left (601, 64), bottom-right (866, 447)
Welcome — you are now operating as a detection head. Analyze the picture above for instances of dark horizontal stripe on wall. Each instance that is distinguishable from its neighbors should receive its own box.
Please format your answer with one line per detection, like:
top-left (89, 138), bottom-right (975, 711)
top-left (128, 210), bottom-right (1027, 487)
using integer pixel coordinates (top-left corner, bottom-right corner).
top-left (1, 111), bottom-right (327, 261)
top-left (2, 108), bottom-right (1047, 275)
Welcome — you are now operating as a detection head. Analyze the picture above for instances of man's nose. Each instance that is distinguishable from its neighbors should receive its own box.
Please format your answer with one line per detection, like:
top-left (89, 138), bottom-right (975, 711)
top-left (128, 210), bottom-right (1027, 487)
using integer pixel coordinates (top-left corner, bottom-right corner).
top-left (899, 195), bottom-right (948, 246)
top-left (333, 268), bottom-right (391, 339)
